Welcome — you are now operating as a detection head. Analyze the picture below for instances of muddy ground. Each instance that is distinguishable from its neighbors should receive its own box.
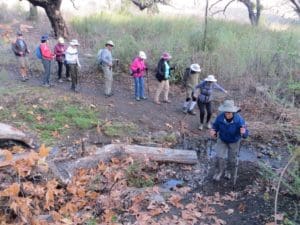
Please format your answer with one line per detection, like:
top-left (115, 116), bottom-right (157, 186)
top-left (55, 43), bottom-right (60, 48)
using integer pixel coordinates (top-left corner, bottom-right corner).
top-left (0, 18), bottom-right (299, 225)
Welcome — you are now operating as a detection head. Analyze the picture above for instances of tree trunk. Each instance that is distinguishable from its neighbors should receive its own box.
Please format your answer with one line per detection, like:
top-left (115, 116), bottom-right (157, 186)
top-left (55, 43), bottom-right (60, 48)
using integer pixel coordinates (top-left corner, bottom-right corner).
top-left (44, 4), bottom-right (68, 38)
top-left (28, 4), bottom-right (38, 21)
top-left (202, 0), bottom-right (209, 51)
top-left (239, 0), bottom-right (261, 26)
top-left (26, 0), bottom-right (69, 38)
top-left (290, 0), bottom-right (300, 18)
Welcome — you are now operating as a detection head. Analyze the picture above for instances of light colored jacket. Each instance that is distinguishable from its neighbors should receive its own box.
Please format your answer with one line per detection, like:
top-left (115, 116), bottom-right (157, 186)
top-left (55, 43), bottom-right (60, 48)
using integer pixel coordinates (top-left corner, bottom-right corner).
top-left (101, 48), bottom-right (113, 66)
top-left (65, 46), bottom-right (81, 66)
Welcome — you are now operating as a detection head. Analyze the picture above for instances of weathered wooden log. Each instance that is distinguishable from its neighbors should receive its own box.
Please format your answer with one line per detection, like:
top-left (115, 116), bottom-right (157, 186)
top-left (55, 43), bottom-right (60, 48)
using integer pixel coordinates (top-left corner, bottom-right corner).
top-left (0, 123), bottom-right (34, 148)
top-left (50, 144), bottom-right (198, 183)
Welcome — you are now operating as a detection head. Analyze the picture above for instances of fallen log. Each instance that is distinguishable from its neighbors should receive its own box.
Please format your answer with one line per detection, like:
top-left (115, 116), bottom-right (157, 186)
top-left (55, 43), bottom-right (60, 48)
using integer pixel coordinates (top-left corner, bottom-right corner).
top-left (50, 144), bottom-right (198, 183)
top-left (0, 123), bottom-right (34, 148)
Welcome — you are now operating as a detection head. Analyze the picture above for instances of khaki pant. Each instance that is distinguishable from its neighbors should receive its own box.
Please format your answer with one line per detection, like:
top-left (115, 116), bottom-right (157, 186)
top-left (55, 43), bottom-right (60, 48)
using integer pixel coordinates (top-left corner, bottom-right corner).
top-left (17, 56), bottom-right (29, 78)
top-left (215, 138), bottom-right (240, 174)
top-left (102, 65), bottom-right (113, 95)
top-left (154, 80), bottom-right (169, 102)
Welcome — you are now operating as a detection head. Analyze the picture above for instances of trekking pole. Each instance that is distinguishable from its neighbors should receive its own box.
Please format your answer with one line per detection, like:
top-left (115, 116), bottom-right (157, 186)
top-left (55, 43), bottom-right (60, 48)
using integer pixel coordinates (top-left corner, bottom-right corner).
top-left (233, 139), bottom-right (242, 189)
top-left (146, 69), bottom-right (150, 97)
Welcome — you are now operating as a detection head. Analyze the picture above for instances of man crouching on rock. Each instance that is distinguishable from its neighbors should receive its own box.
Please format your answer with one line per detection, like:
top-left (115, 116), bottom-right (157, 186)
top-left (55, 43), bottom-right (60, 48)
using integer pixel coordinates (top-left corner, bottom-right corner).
top-left (210, 100), bottom-right (249, 181)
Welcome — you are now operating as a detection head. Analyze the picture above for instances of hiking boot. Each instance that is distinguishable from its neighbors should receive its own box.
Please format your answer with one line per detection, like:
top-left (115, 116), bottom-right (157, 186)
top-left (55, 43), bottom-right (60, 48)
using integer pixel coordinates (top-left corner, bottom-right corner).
top-left (213, 158), bottom-right (225, 181)
top-left (182, 107), bottom-right (188, 114)
top-left (21, 77), bottom-right (26, 82)
top-left (141, 96), bottom-right (147, 100)
top-left (198, 124), bottom-right (203, 130)
top-left (163, 99), bottom-right (171, 103)
top-left (154, 100), bottom-right (161, 105)
top-left (206, 123), bottom-right (212, 129)
top-left (188, 110), bottom-right (196, 115)
top-left (224, 170), bottom-right (231, 180)
top-left (136, 97), bottom-right (140, 101)
top-left (58, 79), bottom-right (63, 83)
top-left (105, 93), bottom-right (114, 97)
top-left (42, 84), bottom-right (50, 88)
top-left (25, 76), bottom-right (29, 80)
top-left (67, 77), bottom-right (71, 81)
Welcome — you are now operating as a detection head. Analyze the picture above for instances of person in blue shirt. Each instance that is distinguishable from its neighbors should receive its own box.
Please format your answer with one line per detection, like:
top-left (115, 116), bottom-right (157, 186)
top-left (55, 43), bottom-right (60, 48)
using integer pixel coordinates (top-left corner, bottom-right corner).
top-left (210, 100), bottom-right (249, 181)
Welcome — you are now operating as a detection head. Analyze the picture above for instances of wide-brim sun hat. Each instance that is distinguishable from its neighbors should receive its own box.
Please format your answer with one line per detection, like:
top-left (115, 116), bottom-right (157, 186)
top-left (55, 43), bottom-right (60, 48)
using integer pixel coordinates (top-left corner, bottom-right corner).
top-left (190, 63), bottom-right (201, 72)
top-left (139, 51), bottom-right (147, 59)
top-left (70, 39), bottom-right (80, 46)
top-left (218, 100), bottom-right (240, 113)
top-left (204, 75), bottom-right (217, 82)
top-left (161, 52), bottom-right (171, 60)
top-left (58, 37), bottom-right (64, 44)
top-left (41, 34), bottom-right (49, 41)
top-left (106, 40), bottom-right (114, 47)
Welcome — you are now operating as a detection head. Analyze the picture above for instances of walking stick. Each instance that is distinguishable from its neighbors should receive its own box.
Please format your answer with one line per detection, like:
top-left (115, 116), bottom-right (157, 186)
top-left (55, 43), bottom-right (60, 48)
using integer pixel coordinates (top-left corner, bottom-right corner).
top-left (146, 69), bottom-right (150, 97)
top-left (233, 140), bottom-right (242, 188)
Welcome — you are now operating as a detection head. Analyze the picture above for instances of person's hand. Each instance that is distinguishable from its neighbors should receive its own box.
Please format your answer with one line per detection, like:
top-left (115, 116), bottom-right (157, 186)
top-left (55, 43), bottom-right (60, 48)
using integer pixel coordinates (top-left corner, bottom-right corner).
top-left (240, 126), bottom-right (246, 135)
top-left (210, 129), bottom-right (217, 138)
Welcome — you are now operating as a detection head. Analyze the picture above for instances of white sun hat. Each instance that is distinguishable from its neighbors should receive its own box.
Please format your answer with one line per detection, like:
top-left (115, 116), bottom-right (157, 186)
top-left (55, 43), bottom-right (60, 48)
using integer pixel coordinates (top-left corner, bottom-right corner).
top-left (139, 51), bottom-right (147, 59)
top-left (204, 75), bottom-right (217, 82)
top-left (58, 37), bottom-right (64, 44)
top-left (106, 40), bottom-right (114, 47)
top-left (218, 100), bottom-right (240, 113)
top-left (190, 63), bottom-right (201, 72)
top-left (70, 39), bottom-right (80, 46)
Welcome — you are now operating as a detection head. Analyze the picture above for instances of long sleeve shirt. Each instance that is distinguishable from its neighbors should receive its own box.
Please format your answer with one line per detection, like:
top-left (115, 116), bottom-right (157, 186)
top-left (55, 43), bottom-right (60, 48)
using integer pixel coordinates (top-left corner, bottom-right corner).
top-left (40, 42), bottom-right (54, 61)
top-left (65, 46), bottom-right (81, 67)
top-left (194, 81), bottom-right (226, 103)
top-left (212, 112), bottom-right (249, 143)
top-left (100, 48), bottom-right (113, 66)
top-left (54, 43), bottom-right (66, 62)
top-left (130, 57), bottom-right (146, 78)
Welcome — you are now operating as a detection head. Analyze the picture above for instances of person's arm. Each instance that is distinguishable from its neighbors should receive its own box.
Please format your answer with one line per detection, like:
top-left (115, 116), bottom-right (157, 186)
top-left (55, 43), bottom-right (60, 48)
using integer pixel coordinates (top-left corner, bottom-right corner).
top-left (76, 52), bottom-right (81, 68)
top-left (213, 83), bottom-right (227, 94)
top-left (239, 116), bottom-right (249, 138)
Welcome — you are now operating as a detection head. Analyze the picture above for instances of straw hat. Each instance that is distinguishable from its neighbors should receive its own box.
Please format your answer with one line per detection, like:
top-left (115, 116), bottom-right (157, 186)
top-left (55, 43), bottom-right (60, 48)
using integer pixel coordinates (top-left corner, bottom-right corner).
top-left (204, 75), bottom-right (217, 82)
top-left (218, 100), bottom-right (240, 113)
top-left (190, 63), bottom-right (201, 72)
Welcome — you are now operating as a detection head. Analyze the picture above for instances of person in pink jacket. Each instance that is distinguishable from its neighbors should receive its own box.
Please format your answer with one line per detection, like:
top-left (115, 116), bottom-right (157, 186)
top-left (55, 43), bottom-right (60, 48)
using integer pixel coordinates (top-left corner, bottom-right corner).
top-left (130, 51), bottom-right (148, 101)
top-left (54, 37), bottom-right (67, 82)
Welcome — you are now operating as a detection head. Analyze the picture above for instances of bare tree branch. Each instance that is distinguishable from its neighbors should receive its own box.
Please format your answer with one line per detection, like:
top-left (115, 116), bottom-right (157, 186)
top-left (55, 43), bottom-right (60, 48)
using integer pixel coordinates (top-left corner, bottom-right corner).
top-left (69, 0), bottom-right (79, 10)
top-left (210, 0), bottom-right (235, 16)
top-left (209, 0), bottom-right (227, 11)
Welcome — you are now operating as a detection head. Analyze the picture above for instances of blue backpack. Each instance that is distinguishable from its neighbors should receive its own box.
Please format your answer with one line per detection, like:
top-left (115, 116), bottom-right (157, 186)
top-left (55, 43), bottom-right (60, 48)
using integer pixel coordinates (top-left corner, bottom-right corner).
top-left (35, 46), bottom-right (42, 59)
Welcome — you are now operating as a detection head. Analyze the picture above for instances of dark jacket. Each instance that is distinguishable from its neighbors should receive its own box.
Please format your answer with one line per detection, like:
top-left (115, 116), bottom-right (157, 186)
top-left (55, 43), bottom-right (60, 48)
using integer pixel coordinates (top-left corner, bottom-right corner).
top-left (155, 58), bottom-right (174, 82)
top-left (212, 112), bottom-right (249, 143)
top-left (54, 43), bottom-right (66, 62)
top-left (12, 38), bottom-right (29, 57)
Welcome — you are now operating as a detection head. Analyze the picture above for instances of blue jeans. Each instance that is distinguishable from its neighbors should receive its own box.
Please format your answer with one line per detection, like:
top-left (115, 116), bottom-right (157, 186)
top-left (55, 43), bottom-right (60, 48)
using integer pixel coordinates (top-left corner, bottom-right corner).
top-left (42, 59), bottom-right (51, 85)
top-left (134, 77), bottom-right (145, 98)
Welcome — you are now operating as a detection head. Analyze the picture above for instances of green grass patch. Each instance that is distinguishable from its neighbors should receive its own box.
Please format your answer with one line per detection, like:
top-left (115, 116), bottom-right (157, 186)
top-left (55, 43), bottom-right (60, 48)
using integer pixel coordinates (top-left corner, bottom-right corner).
top-left (3, 99), bottom-right (99, 145)
top-left (103, 121), bottom-right (137, 138)
top-left (126, 161), bottom-right (155, 188)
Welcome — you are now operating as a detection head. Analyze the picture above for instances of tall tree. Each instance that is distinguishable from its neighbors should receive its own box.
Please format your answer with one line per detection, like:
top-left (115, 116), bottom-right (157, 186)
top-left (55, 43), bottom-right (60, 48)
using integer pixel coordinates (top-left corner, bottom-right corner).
top-left (210, 0), bottom-right (262, 26)
top-left (21, 0), bottom-right (69, 38)
top-left (289, 0), bottom-right (300, 17)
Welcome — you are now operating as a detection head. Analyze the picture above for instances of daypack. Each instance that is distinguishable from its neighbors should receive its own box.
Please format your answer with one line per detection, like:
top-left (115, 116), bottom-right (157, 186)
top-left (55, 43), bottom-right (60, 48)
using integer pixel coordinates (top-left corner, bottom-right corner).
top-left (97, 48), bottom-right (103, 64)
top-left (35, 46), bottom-right (42, 59)
top-left (182, 68), bottom-right (190, 87)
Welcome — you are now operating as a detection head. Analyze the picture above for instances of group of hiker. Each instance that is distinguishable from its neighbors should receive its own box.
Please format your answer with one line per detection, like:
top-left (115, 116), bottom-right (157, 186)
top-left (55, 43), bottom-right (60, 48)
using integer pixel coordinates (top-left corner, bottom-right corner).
top-left (12, 32), bottom-right (249, 182)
